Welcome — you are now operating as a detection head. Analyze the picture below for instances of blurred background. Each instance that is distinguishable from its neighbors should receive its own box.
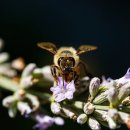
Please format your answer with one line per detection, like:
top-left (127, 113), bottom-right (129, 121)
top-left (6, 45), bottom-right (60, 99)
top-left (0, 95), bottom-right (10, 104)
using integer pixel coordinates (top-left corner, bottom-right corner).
top-left (0, 0), bottom-right (130, 130)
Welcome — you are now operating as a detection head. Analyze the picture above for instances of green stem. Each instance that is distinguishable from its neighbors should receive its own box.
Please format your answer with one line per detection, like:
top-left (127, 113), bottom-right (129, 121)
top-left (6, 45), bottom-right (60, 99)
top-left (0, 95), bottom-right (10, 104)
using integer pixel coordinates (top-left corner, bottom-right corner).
top-left (121, 106), bottom-right (130, 113)
top-left (0, 76), bottom-right (51, 101)
top-left (0, 76), bottom-right (19, 92)
top-left (94, 105), bottom-right (110, 111)
top-left (27, 90), bottom-right (51, 101)
top-left (73, 101), bottom-right (84, 109)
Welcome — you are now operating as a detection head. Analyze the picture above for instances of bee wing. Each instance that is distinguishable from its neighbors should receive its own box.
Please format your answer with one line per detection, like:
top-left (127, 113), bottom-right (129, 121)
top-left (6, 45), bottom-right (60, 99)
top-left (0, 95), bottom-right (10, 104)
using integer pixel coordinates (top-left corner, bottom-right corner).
top-left (77, 45), bottom-right (97, 55)
top-left (37, 42), bottom-right (57, 54)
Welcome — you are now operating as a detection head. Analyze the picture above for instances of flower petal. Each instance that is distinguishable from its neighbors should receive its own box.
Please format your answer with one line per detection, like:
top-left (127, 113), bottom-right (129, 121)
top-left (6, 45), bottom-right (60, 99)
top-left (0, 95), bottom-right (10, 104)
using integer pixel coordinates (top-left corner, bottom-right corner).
top-left (66, 80), bottom-right (75, 92)
top-left (65, 91), bottom-right (73, 100)
top-left (54, 117), bottom-right (64, 125)
top-left (54, 93), bottom-right (65, 102)
top-left (50, 86), bottom-right (61, 94)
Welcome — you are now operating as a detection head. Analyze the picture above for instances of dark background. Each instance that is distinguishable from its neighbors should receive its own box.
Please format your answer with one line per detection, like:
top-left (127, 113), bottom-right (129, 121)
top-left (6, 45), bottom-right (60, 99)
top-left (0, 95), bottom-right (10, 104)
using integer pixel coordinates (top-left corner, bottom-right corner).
top-left (0, 0), bottom-right (130, 130)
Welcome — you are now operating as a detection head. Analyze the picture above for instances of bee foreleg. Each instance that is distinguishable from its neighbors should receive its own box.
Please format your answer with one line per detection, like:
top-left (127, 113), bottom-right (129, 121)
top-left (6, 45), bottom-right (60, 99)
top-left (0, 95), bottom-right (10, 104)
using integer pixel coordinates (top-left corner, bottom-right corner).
top-left (51, 65), bottom-right (59, 81)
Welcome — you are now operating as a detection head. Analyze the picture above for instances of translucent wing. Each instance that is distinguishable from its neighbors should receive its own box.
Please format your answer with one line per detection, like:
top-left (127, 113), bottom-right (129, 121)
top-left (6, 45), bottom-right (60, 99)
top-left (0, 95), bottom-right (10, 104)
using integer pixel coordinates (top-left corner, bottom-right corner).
top-left (77, 45), bottom-right (97, 55)
top-left (37, 42), bottom-right (57, 54)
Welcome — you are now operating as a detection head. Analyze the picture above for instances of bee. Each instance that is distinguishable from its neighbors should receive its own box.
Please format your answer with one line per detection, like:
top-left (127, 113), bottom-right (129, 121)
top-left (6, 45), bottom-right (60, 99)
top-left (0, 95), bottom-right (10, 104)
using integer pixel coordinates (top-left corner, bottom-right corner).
top-left (37, 42), bottom-right (97, 85)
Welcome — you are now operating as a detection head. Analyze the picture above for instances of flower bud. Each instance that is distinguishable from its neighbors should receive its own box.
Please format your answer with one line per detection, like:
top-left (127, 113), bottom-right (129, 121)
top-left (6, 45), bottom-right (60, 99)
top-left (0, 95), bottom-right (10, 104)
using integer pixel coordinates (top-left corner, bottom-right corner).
top-left (8, 107), bottom-right (17, 118)
top-left (83, 102), bottom-right (94, 115)
top-left (2, 95), bottom-right (17, 108)
top-left (41, 66), bottom-right (54, 81)
top-left (21, 63), bottom-right (36, 77)
top-left (93, 91), bottom-right (108, 104)
top-left (89, 77), bottom-right (100, 98)
top-left (26, 94), bottom-right (40, 111)
top-left (62, 107), bottom-right (77, 120)
top-left (88, 117), bottom-right (101, 130)
top-left (77, 113), bottom-right (88, 124)
top-left (33, 66), bottom-right (53, 81)
top-left (17, 101), bottom-right (32, 115)
top-left (11, 58), bottom-right (25, 70)
top-left (0, 65), bottom-right (17, 77)
top-left (118, 111), bottom-right (130, 124)
top-left (20, 76), bottom-right (33, 88)
top-left (118, 82), bottom-right (130, 102)
top-left (0, 52), bottom-right (9, 63)
top-left (107, 116), bottom-right (117, 129)
top-left (51, 102), bottom-right (61, 114)
top-left (108, 109), bottom-right (119, 121)
top-left (107, 84), bottom-right (119, 107)
top-left (33, 68), bottom-right (43, 78)
top-left (54, 117), bottom-right (64, 125)
top-left (94, 110), bottom-right (107, 121)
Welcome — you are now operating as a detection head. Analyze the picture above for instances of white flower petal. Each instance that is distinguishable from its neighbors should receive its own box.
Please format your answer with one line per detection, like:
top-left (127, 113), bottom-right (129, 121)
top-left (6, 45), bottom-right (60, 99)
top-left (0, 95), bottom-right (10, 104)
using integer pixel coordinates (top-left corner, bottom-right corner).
top-left (55, 93), bottom-right (65, 102)
top-left (65, 91), bottom-right (73, 100)
top-left (54, 117), bottom-right (64, 125)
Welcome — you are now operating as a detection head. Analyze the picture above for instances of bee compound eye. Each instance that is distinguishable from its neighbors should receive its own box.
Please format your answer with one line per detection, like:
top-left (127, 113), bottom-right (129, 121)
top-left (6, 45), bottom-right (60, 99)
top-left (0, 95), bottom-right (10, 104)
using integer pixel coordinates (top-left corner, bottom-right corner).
top-left (58, 57), bottom-right (63, 66)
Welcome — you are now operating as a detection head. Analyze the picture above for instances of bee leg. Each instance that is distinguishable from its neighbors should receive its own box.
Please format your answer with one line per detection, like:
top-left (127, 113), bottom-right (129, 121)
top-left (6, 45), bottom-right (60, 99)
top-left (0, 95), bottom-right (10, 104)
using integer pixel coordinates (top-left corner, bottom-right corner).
top-left (73, 71), bottom-right (79, 84)
top-left (51, 65), bottom-right (59, 83)
top-left (79, 61), bottom-right (93, 78)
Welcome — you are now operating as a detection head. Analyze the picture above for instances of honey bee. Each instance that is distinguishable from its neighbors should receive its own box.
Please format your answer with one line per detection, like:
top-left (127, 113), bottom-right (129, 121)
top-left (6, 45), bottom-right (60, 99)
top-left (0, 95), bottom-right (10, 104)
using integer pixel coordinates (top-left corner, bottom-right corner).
top-left (37, 42), bottom-right (97, 85)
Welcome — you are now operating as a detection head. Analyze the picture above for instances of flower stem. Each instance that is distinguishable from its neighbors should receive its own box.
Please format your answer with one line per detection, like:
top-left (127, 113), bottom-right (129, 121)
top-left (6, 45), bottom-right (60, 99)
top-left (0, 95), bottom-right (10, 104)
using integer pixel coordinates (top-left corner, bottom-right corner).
top-left (0, 75), bottom-right (51, 101)
top-left (0, 76), bottom-right (19, 92)
top-left (121, 106), bottom-right (130, 113)
top-left (94, 105), bottom-right (110, 111)
top-left (27, 90), bottom-right (51, 101)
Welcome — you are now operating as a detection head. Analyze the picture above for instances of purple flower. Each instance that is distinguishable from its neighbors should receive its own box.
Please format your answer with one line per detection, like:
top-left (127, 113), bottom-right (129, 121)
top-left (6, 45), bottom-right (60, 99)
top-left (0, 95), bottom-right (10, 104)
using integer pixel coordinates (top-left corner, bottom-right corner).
top-left (33, 115), bottom-right (54, 130)
top-left (101, 76), bottom-right (113, 87)
top-left (116, 68), bottom-right (130, 85)
top-left (50, 77), bottom-right (76, 102)
top-left (33, 114), bottom-right (64, 130)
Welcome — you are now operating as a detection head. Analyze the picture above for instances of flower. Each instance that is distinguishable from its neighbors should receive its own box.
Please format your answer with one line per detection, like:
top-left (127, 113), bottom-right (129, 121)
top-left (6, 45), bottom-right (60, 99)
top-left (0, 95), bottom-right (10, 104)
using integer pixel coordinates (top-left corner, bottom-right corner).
top-left (33, 114), bottom-right (64, 130)
top-left (107, 81), bottom-right (119, 107)
top-left (40, 66), bottom-right (54, 81)
top-left (17, 101), bottom-right (32, 115)
top-left (101, 76), bottom-right (113, 87)
top-left (50, 77), bottom-right (75, 102)
top-left (108, 109), bottom-right (119, 121)
top-left (33, 65), bottom-right (54, 82)
top-left (2, 89), bottom-right (39, 117)
top-left (83, 102), bottom-right (95, 115)
top-left (88, 117), bottom-right (101, 130)
top-left (33, 115), bottom-right (54, 130)
top-left (20, 63), bottom-right (37, 88)
top-left (53, 117), bottom-right (64, 125)
top-left (89, 77), bottom-right (100, 98)
top-left (107, 116), bottom-right (117, 129)
top-left (92, 90), bottom-right (108, 104)
top-left (51, 102), bottom-right (61, 114)
top-left (119, 111), bottom-right (130, 124)
top-left (77, 113), bottom-right (88, 124)
top-left (118, 81), bottom-right (130, 102)
top-left (116, 68), bottom-right (130, 86)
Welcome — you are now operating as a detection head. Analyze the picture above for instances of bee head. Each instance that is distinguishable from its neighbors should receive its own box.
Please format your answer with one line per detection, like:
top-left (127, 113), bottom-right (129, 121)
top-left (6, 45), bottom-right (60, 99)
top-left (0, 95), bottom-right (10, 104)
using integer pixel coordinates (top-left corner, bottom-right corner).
top-left (54, 47), bottom-right (80, 69)
top-left (57, 57), bottom-right (75, 73)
